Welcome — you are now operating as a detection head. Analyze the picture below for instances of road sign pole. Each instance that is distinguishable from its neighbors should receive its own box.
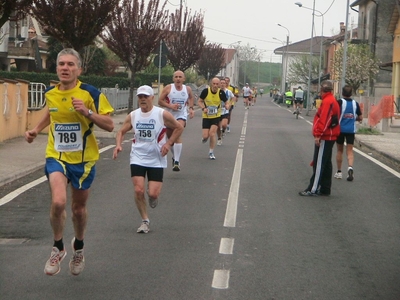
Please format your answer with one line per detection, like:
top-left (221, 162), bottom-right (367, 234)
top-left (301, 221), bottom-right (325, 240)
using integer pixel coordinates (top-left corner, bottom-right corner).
top-left (158, 40), bottom-right (162, 97)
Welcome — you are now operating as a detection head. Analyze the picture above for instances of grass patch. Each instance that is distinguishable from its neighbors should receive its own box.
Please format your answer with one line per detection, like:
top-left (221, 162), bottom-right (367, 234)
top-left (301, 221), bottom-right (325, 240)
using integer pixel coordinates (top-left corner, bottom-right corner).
top-left (357, 127), bottom-right (381, 135)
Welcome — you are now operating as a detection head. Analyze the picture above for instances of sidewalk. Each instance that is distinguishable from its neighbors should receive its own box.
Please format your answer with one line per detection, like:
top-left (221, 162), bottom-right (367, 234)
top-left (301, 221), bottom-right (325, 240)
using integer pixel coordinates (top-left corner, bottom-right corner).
top-left (0, 112), bottom-right (399, 188)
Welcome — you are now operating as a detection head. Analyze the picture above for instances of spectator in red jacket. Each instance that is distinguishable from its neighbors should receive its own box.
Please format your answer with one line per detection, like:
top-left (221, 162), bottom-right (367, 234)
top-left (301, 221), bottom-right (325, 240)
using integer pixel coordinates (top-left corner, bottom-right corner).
top-left (299, 80), bottom-right (340, 196)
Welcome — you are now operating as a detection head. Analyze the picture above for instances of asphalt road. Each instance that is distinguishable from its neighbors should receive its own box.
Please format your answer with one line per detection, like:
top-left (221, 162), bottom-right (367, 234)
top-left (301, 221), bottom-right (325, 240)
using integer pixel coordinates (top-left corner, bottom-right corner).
top-left (1, 98), bottom-right (400, 300)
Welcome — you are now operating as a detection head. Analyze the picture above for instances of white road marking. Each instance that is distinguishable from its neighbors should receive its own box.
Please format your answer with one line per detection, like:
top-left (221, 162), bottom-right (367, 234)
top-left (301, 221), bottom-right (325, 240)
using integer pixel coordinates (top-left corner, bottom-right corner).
top-left (219, 238), bottom-right (234, 254)
top-left (224, 148), bottom-right (243, 228)
top-left (0, 144), bottom-right (117, 207)
top-left (212, 270), bottom-right (230, 289)
top-left (354, 148), bottom-right (400, 178)
top-left (0, 176), bottom-right (47, 206)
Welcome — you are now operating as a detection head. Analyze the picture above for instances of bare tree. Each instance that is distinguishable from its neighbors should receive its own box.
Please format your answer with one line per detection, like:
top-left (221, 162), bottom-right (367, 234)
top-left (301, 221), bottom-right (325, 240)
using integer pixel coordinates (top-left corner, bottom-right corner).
top-left (101, 0), bottom-right (169, 111)
top-left (165, 7), bottom-right (205, 71)
top-left (287, 55), bottom-right (320, 86)
top-left (196, 42), bottom-right (225, 80)
top-left (236, 44), bottom-right (259, 85)
top-left (29, 0), bottom-right (117, 51)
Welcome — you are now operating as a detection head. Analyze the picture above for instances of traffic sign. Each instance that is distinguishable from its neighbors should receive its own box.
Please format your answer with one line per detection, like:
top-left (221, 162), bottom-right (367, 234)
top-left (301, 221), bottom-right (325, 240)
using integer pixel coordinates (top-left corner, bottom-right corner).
top-left (154, 54), bottom-right (167, 68)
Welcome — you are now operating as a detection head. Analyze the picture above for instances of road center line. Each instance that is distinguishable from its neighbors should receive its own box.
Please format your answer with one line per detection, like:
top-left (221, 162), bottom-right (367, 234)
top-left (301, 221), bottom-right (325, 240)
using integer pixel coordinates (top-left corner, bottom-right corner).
top-left (224, 148), bottom-right (243, 228)
top-left (219, 238), bottom-right (234, 254)
top-left (212, 270), bottom-right (230, 289)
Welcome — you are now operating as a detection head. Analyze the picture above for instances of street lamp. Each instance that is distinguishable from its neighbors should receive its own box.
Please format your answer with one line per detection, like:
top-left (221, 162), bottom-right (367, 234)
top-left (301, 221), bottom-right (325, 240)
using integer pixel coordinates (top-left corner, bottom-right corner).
top-left (277, 23), bottom-right (290, 93)
top-left (341, 0), bottom-right (350, 90)
top-left (295, 0), bottom-right (316, 116)
top-left (273, 37), bottom-right (285, 93)
top-left (295, 2), bottom-right (325, 91)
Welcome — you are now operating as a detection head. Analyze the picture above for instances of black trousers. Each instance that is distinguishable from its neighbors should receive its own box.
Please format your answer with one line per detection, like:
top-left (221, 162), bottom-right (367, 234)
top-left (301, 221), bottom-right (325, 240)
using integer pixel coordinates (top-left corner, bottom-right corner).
top-left (306, 140), bottom-right (335, 194)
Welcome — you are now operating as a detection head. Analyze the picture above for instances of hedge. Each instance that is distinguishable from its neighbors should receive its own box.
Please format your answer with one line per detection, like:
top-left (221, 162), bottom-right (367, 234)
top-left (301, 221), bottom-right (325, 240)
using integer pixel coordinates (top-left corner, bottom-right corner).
top-left (0, 71), bottom-right (173, 89)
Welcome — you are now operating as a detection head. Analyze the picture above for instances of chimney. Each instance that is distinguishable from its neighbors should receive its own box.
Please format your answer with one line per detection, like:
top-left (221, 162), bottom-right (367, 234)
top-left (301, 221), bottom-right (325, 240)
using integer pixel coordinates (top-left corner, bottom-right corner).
top-left (340, 22), bottom-right (345, 34)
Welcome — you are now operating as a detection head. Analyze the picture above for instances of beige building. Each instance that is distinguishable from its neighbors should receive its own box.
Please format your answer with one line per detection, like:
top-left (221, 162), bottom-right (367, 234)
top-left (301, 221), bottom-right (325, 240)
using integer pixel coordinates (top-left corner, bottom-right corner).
top-left (0, 14), bottom-right (48, 71)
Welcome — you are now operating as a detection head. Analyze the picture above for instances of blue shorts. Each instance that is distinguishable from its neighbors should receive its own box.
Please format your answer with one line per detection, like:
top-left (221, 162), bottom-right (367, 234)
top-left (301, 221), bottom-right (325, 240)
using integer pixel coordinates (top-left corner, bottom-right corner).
top-left (45, 158), bottom-right (96, 190)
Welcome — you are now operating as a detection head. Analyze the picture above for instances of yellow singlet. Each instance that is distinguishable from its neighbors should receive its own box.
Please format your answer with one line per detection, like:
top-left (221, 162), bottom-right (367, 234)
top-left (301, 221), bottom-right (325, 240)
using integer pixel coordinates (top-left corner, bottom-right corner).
top-left (45, 80), bottom-right (114, 163)
top-left (202, 87), bottom-right (223, 119)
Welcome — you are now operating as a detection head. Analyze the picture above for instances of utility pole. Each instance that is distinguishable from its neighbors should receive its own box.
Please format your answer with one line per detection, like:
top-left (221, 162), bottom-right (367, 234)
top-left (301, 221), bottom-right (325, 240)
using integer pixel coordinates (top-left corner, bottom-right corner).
top-left (179, 0), bottom-right (183, 32)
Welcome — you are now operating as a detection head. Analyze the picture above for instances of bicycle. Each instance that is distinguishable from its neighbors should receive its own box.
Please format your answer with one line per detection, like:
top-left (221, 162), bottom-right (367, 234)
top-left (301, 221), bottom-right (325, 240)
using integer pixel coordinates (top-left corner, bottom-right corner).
top-left (293, 100), bottom-right (301, 119)
top-left (294, 103), bottom-right (300, 119)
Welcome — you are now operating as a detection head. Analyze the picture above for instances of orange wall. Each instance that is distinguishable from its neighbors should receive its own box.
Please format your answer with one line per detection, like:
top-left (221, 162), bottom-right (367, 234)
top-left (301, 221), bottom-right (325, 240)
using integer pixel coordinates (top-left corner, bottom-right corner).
top-left (0, 79), bottom-right (28, 142)
top-left (0, 79), bottom-right (48, 142)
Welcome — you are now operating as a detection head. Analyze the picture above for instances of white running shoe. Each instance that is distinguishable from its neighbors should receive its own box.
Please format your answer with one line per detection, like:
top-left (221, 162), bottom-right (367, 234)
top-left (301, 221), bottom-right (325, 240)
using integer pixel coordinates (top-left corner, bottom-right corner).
top-left (209, 153), bottom-right (216, 160)
top-left (69, 238), bottom-right (85, 276)
top-left (217, 139), bottom-right (222, 146)
top-left (44, 247), bottom-right (66, 276)
top-left (334, 171), bottom-right (342, 179)
top-left (137, 221), bottom-right (150, 233)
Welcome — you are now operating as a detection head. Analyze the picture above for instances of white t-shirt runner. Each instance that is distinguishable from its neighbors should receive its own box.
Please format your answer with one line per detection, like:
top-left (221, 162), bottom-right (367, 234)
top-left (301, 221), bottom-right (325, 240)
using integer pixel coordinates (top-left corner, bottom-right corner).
top-left (130, 106), bottom-right (167, 168)
top-left (165, 84), bottom-right (189, 121)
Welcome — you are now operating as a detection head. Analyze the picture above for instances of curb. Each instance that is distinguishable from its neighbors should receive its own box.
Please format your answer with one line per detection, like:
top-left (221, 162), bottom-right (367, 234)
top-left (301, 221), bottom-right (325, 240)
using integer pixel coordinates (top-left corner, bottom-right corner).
top-left (354, 137), bottom-right (400, 173)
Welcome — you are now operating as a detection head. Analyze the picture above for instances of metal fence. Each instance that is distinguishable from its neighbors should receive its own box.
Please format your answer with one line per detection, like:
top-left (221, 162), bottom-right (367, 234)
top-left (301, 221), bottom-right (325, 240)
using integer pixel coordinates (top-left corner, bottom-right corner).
top-left (101, 88), bottom-right (131, 112)
top-left (27, 84), bottom-right (205, 112)
top-left (27, 83), bottom-right (132, 112)
top-left (28, 82), bottom-right (46, 110)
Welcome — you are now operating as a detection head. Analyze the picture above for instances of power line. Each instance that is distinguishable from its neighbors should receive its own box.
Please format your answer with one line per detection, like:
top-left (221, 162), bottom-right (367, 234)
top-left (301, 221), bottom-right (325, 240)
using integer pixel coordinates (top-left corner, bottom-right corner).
top-left (204, 26), bottom-right (281, 45)
top-left (166, 0), bottom-right (180, 6)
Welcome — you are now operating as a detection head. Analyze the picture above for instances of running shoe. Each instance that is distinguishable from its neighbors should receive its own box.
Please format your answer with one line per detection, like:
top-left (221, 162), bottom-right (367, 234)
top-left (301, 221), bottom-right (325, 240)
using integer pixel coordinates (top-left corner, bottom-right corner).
top-left (209, 153), bottom-right (216, 160)
top-left (69, 238), bottom-right (85, 276)
top-left (217, 139), bottom-right (222, 146)
top-left (148, 195), bottom-right (158, 208)
top-left (44, 247), bottom-right (66, 276)
top-left (202, 138), bottom-right (208, 143)
top-left (298, 190), bottom-right (318, 197)
top-left (347, 167), bottom-right (354, 181)
top-left (334, 171), bottom-right (342, 179)
top-left (137, 221), bottom-right (150, 233)
top-left (226, 126), bottom-right (230, 133)
top-left (172, 161), bottom-right (180, 172)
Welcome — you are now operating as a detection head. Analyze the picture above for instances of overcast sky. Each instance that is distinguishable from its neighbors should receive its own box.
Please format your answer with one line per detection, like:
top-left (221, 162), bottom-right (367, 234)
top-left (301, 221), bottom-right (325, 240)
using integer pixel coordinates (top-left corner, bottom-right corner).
top-left (165, 0), bottom-right (358, 62)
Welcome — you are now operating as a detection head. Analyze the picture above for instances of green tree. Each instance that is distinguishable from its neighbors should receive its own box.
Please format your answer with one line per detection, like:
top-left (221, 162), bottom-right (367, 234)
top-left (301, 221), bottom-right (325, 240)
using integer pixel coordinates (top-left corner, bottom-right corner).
top-left (84, 46), bottom-right (106, 76)
top-left (332, 44), bottom-right (380, 94)
top-left (236, 44), bottom-right (259, 86)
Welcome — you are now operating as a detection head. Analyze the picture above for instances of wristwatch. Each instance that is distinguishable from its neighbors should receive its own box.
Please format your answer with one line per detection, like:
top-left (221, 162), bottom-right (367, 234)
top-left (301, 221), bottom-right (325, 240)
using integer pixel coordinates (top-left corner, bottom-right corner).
top-left (87, 109), bottom-right (94, 117)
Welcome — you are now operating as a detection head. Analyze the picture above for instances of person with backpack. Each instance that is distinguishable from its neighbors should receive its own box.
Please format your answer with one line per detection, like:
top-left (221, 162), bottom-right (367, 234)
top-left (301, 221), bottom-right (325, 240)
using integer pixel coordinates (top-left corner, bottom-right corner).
top-left (299, 80), bottom-right (340, 196)
top-left (334, 85), bottom-right (363, 181)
